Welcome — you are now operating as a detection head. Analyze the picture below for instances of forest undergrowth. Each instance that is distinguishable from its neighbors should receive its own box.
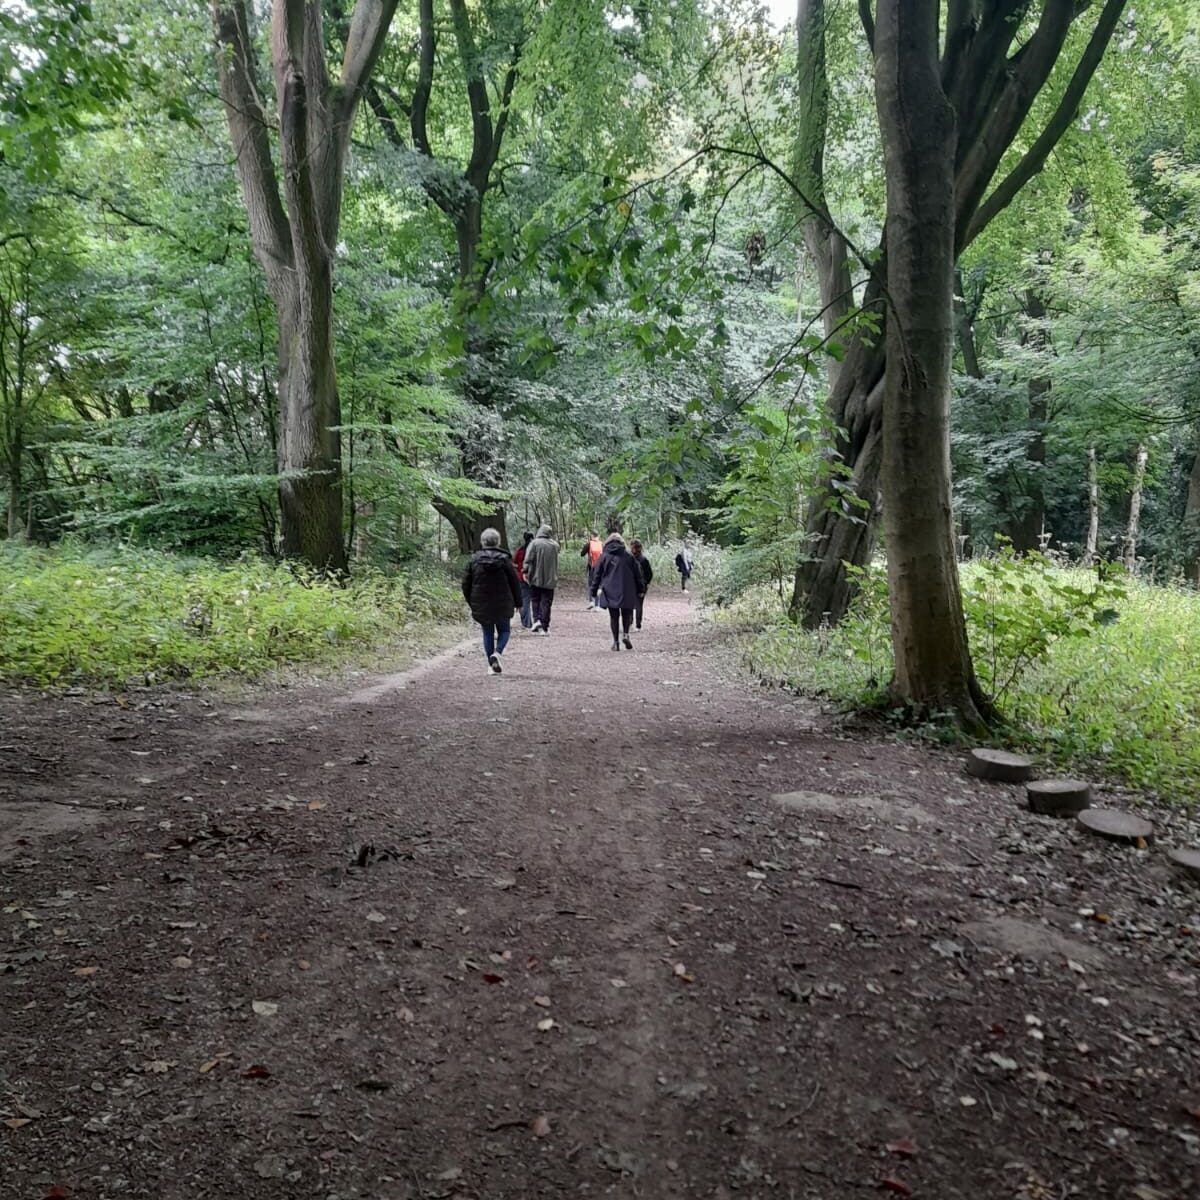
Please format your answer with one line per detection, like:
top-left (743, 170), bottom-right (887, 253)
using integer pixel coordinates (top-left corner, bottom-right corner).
top-left (0, 543), bottom-right (463, 687)
top-left (714, 555), bottom-right (1200, 806)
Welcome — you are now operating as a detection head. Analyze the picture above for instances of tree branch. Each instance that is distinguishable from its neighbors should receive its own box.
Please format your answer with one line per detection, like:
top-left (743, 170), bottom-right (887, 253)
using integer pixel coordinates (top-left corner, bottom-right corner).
top-left (337, 0), bottom-right (401, 128)
top-left (448, 0), bottom-right (494, 189)
top-left (965, 0), bottom-right (1128, 247)
top-left (858, 0), bottom-right (875, 53)
top-left (490, 42), bottom-right (523, 172)
top-left (211, 2), bottom-right (292, 287)
top-left (411, 0), bottom-right (436, 158)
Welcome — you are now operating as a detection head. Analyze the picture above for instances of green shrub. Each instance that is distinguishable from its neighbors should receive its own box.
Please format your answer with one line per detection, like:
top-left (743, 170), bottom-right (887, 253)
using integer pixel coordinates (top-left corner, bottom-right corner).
top-left (718, 559), bottom-right (1199, 804)
top-left (0, 543), bottom-right (461, 686)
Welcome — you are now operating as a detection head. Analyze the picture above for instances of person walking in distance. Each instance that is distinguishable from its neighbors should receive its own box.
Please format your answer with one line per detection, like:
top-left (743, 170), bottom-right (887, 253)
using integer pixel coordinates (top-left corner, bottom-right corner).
top-left (461, 528), bottom-right (522, 675)
top-left (580, 531), bottom-right (603, 609)
top-left (675, 539), bottom-right (694, 593)
top-left (512, 529), bottom-right (534, 630)
top-left (629, 538), bottom-right (653, 630)
top-left (594, 532), bottom-right (642, 651)
top-left (524, 524), bottom-right (560, 635)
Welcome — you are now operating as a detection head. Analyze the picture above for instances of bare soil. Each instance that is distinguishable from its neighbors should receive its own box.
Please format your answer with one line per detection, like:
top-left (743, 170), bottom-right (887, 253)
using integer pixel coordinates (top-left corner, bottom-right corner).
top-left (2, 590), bottom-right (1198, 1199)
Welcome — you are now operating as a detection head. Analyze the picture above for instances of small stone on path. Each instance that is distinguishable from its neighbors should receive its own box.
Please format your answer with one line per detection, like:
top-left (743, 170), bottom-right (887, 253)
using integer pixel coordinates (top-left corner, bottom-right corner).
top-left (966, 748), bottom-right (1034, 783)
top-left (1076, 808), bottom-right (1154, 847)
top-left (1027, 778), bottom-right (1092, 816)
top-left (1167, 847), bottom-right (1200, 881)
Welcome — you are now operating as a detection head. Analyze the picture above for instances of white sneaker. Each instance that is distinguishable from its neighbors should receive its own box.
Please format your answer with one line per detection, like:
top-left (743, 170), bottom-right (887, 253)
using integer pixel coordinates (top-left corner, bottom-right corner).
top-left (488, 654), bottom-right (502, 675)
top-left (531, 621), bottom-right (543, 634)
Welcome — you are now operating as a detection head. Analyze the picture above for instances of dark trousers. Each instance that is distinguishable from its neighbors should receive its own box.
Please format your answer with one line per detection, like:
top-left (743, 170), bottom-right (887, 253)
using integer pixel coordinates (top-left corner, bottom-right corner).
top-left (608, 607), bottom-right (634, 639)
top-left (679, 569), bottom-right (691, 591)
top-left (531, 585), bottom-right (555, 630)
top-left (519, 581), bottom-right (532, 628)
top-left (587, 564), bottom-right (599, 601)
top-left (635, 596), bottom-right (645, 628)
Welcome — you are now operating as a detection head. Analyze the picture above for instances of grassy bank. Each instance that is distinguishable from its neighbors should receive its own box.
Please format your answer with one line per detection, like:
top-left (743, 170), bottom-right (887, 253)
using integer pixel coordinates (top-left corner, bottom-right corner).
top-left (714, 565), bottom-right (1200, 805)
top-left (0, 543), bottom-right (463, 687)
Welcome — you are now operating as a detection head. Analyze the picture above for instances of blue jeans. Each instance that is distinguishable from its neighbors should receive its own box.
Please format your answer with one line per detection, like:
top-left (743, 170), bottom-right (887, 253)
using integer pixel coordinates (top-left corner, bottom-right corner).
top-left (519, 582), bottom-right (532, 628)
top-left (481, 620), bottom-right (511, 658)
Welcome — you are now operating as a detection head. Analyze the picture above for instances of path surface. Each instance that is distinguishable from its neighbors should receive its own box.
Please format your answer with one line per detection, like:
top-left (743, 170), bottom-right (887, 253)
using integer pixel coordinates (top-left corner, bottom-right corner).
top-left (2, 591), bottom-right (1198, 1200)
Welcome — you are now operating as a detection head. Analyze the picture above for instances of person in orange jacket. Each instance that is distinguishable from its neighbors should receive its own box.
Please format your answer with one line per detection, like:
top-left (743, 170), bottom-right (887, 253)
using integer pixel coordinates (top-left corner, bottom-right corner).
top-left (580, 531), bottom-right (604, 609)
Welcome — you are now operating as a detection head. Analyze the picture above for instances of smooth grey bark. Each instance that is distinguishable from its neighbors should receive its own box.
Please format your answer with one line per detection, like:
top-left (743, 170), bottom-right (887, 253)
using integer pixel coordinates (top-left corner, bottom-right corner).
top-left (1083, 445), bottom-right (1100, 565)
top-left (1122, 442), bottom-right (1148, 573)
top-left (1007, 289), bottom-right (1050, 552)
top-left (874, 0), bottom-right (989, 728)
top-left (213, 0), bottom-right (399, 572)
top-left (792, 0), bottom-right (1129, 628)
top-left (1184, 436), bottom-right (1200, 586)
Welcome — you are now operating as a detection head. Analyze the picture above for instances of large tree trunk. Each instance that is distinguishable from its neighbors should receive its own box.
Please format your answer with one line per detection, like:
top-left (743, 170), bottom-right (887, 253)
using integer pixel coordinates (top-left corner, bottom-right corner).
top-left (1184, 436), bottom-right (1200, 586)
top-left (1083, 445), bottom-right (1100, 565)
top-left (213, 0), bottom-right (399, 572)
top-left (1122, 442), bottom-right (1148, 573)
top-left (875, 0), bottom-right (988, 729)
top-left (432, 499), bottom-right (508, 555)
top-left (791, 0), bottom-right (1129, 628)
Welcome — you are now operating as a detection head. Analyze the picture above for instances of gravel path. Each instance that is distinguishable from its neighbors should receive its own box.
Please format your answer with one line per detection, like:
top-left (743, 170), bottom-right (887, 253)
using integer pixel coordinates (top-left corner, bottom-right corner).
top-left (2, 589), bottom-right (1198, 1199)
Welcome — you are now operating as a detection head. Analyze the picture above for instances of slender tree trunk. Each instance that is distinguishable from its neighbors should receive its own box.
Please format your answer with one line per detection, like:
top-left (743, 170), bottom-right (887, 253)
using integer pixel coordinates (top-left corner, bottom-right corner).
top-left (6, 445), bottom-right (21, 539)
top-left (1083, 445), bottom-right (1100, 565)
top-left (1184, 436), bottom-right (1200, 586)
top-left (1122, 442), bottom-right (1148, 573)
top-left (1007, 289), bottom-right (1050, 552)
top-left (875, 0), bottom-right (988, 728)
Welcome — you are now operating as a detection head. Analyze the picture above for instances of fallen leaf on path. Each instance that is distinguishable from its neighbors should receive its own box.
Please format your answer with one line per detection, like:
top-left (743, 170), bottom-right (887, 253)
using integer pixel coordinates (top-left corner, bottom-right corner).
top-left (145, 1060), bottom-right (174, 1073)
top-left (198, 1059), bottom-right (220, 1073)
top-left (397, 1006), bottom-right (415, 1023)
top-left (531, 1114), bottom-right (551, 1138)
top-left (536, 1018), bottom-right (556, 1032)
top-left (436, 1166), bottom-right (462, 1181)
top-left (43, 1189), bottom-right (70, 1199)
top-left (673, 962), bottom-right (694, 983)
top-left (366, 911), bottom-right (386, 923)
top-left (4, 1117), bottom-right (32, 1129)
top-left (988, 1053), bottom-right (1018, 1071)
top-left (242, 1064), bottom-right (271, 1079)
top-left (482, 973), bottom-right (504, 984)
top-left (533, 995), bottom-right (551, 1008)
top-left (298, 959), bottom-right (310, 970)
top-left (251, 1000), bottom-right (278, 1017)
top-left (72, 966), bottom-right (99, 977)
top-left (609, 978), bottom-right (628, 989)
top-left (959, 1096), bottom-right (977, 1107)
top-left (879, 1179), bottom-right (911, 1196)
top-left (171, 956), bottom-right (192, 969)
top-left (886, 1139), bottom-right (917, 1157)
top-left (307, 800), bottom-right (325, 811)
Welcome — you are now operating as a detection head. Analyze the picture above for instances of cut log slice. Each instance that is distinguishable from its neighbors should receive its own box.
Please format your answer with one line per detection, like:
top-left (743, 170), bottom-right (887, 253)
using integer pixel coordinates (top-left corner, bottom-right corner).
top-left (1076, 808), bottom-right (1154, 847)
top-left (1167, 847), bottom-right (1200, 881)
top-left (1027, 779), bottom-right (1092, 816)
top-left (966, 748), bottom-right (1035, 783)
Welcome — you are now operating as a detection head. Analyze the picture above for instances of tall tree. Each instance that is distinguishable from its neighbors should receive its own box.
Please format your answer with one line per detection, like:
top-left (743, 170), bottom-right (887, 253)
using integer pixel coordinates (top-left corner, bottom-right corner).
top-left (791, 0), bottom-right (1129, 627)
top-left (873, 0), bottom-right (990, 725)
top-left (212, 1), bottom-right (400, 571)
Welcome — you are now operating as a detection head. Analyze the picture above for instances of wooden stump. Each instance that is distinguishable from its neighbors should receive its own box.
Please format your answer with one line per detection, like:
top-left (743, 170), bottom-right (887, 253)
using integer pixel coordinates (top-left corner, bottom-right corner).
top-left (1026, 779), bottom-right (1092, 816)
top-left (966, 748), bottom-right (1035, 783)
top-left (1167, 847), bottom-right (1200, 881)
top-left (1076, 808), bottom-right (1154, 847)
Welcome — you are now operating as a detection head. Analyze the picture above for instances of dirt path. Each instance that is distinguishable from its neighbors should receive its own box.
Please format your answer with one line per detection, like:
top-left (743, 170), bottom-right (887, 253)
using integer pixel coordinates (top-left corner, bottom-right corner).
top-left (2, 590), bottom-right (1198, 1200)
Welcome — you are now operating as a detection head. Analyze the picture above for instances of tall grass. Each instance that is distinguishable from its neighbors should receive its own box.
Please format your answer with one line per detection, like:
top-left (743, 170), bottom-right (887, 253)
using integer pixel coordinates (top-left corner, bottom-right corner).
top-left (717, 568), bottom-right (1200, 805)
top-left (0, 543), bottom-right (462, 687)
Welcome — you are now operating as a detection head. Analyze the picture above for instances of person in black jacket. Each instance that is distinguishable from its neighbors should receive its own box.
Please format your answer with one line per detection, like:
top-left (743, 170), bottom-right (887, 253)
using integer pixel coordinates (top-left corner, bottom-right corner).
top-left (593, 533), bottom-right (642, 651)
top-left (629, 538), bottom-right (653, 630)
top-left (461, 528), bottom-right (522, 674)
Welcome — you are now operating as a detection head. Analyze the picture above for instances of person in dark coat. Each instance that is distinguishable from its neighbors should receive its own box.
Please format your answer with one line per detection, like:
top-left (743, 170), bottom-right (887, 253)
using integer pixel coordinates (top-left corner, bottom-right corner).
top-left (629, 538), bottom-right (653, 630)
top-left (593, 532), bottom-right (642, 651)
top-left (461, 527), bottom-right (522, 674)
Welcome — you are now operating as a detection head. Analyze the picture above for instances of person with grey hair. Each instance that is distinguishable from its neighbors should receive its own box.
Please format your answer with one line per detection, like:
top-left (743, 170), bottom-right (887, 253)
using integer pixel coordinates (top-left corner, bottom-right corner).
top-left (522, 523), bottom-right (560, 635)
top-left (461, 527), bottom-right (522, 674)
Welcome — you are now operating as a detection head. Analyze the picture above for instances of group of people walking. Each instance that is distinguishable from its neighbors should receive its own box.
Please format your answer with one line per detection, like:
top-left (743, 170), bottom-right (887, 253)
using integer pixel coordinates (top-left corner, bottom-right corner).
top-left (461, 526), bottom-right (687, 674)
